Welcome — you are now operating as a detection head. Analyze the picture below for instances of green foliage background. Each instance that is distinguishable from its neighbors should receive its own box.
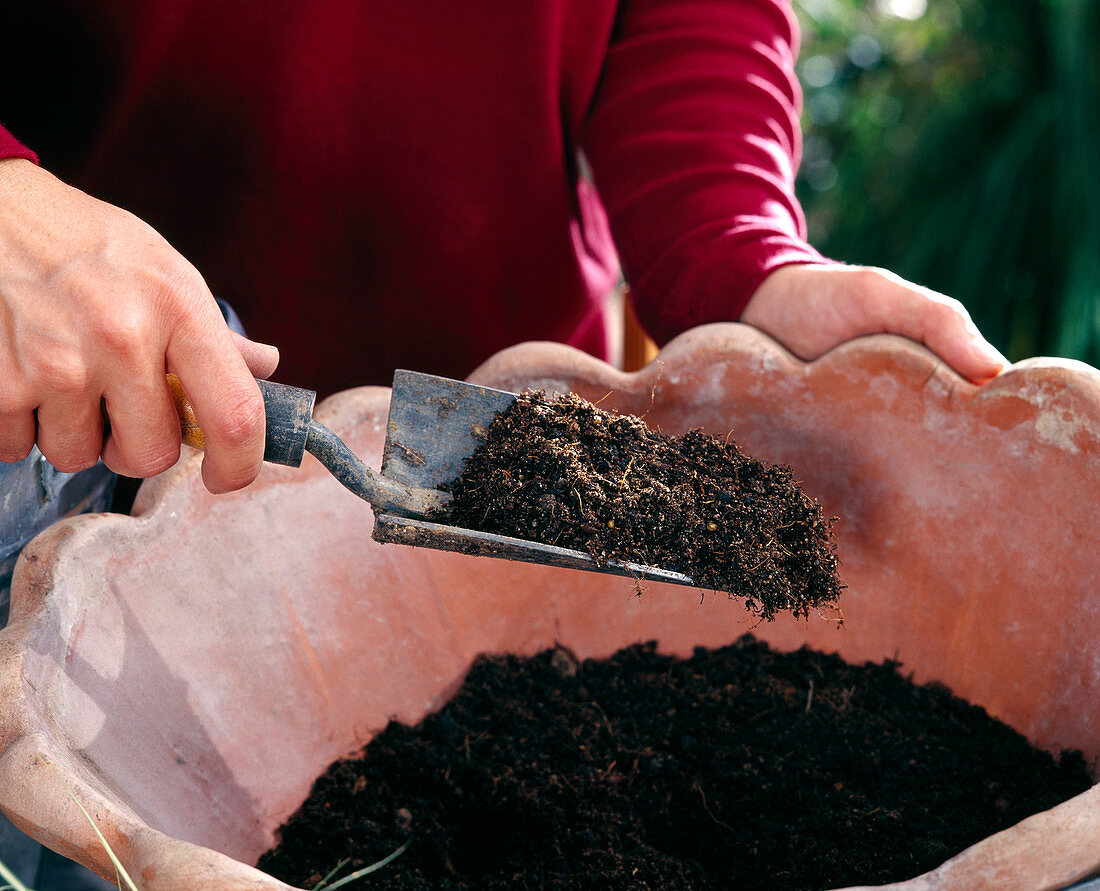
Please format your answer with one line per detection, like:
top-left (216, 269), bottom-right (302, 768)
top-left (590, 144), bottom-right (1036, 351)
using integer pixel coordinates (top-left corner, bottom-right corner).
top-left (793, 0), bottom-right (1100, 364)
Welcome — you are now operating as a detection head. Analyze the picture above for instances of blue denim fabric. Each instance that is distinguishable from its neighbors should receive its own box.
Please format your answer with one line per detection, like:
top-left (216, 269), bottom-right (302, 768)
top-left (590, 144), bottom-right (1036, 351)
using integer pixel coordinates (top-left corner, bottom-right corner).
top-left (0, 813), bottom-right (116, 890)
top-left (0, 452), bottom-right (114, 626)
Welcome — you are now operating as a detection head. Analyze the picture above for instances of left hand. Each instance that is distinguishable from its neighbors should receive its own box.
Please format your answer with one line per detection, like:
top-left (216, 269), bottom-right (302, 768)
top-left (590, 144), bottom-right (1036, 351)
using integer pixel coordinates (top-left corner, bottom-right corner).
top-left (741, 264), bottom-right (1008, 383)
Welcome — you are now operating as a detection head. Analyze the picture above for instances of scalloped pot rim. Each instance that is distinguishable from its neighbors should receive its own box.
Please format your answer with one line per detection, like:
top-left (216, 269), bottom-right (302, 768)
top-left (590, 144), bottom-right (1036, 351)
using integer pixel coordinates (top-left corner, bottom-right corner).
top-left (473, 324), bottom-right (1099, 406)
top-left (0, 321), bottom-right (1096, 891)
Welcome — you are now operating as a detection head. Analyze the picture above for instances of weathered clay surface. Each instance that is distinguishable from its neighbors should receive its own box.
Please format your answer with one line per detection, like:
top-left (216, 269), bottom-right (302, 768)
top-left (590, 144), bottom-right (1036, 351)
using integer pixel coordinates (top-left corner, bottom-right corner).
top-left (0, 323), bottom-right (1096, 890)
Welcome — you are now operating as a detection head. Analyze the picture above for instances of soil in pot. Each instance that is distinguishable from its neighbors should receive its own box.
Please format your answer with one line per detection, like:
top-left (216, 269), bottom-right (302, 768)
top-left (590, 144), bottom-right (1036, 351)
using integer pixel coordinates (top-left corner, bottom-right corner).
top-left (442, 392), bottom-right (842, 621)
top-left (257, 635), bottom-right (1092, 890)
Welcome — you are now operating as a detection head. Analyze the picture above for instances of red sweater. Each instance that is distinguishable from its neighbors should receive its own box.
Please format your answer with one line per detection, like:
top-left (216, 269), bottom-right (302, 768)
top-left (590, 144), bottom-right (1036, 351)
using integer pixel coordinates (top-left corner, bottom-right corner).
top-left (0, 0), bottom-right (826, 395)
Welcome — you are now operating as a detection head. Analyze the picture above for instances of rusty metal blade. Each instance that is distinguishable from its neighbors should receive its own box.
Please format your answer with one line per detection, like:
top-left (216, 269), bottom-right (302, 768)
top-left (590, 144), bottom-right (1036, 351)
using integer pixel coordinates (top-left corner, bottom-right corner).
top-left (367, 370), bottom-right (699, 587)
top-left (382, 370), bottom-right (517, 490)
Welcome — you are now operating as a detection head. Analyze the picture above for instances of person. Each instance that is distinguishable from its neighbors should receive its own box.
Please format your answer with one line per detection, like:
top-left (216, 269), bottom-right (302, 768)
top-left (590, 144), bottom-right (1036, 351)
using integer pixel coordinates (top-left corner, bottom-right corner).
top-left (0, 0), bottom-right (1006, 496)
top-left (0, 0), bottom-right (1006, 886)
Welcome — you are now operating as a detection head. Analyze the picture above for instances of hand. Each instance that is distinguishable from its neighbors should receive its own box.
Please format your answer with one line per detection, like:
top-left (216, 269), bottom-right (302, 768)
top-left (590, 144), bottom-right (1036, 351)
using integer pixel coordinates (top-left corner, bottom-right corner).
top-left (0, 158), bottom-right (279, 493)
top-left (741, 264), bottom-right (1008, 383)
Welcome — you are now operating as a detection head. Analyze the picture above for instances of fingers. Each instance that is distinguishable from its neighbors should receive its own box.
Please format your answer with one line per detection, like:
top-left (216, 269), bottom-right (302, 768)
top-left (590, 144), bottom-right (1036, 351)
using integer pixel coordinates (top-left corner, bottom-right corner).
top-left (105, 310), bottom-right (276, 488)
top-left (73, 326), bottom-right (273, 488)
top-left (99, 375), bottom-right (182, 479)
top-left (0, 409), bottom-right (35, 464)
top-left (899, 284), bottom-right (1008, 383)
top-left (3, 324), bottom-right (274, 490)
top-left (858, 269), bottom-right (1007, 382)
top-left (0, 342), bottom-right (104, 471)
top-left (167, 317), bottom-right (268, 494)
top-left (231, 331), bottom-right (280, 380)
top-left (34, 393), bottom-right (105, 473)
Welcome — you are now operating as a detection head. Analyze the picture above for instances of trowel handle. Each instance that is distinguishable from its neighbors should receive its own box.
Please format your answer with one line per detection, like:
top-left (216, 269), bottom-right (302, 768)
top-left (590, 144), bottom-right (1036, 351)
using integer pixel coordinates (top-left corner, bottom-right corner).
top-left (167, 374), bottom-right (317, 468)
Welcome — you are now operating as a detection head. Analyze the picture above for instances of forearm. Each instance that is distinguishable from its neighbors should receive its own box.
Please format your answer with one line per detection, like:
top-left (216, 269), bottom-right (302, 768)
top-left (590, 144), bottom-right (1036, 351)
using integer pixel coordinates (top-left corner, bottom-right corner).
top-left (583, 0), bottom-right (831, 343)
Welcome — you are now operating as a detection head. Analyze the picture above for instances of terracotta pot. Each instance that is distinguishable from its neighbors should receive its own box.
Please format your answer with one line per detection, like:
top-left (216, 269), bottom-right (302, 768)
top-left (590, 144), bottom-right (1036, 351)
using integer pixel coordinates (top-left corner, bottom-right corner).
top-left (0, 324), bottom-right (1097, 890)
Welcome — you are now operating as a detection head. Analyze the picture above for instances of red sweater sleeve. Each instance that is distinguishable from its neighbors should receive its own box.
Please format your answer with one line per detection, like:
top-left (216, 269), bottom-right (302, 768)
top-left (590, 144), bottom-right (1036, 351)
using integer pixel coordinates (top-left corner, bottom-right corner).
top-left (583, 0), bottom-right (834, 345)
top-left (0, 125), bottom-right (38, 163)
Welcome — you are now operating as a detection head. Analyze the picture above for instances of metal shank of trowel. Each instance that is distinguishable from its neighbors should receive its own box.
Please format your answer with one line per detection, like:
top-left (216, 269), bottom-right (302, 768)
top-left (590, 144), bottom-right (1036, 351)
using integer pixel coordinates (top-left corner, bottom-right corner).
top-left (256, 379), bottom-right (451, 518)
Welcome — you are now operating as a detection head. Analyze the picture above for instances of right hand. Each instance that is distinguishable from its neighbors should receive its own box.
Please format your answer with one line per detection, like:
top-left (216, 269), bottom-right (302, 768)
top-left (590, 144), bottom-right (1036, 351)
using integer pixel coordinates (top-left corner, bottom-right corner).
top-left (0, 158), bottom-right (279, 493)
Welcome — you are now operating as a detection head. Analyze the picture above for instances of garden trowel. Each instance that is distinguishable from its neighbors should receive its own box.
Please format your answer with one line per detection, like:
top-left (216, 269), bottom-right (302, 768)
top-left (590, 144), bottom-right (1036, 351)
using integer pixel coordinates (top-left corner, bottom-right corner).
top-left (170, 369), bottom-right (694, 587)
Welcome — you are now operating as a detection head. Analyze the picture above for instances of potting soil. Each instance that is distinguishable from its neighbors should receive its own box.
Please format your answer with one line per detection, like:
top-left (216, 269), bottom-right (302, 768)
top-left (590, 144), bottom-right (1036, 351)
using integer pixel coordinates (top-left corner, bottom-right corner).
top-left (442, 391), bottom-right (842, 621)
top-left (258, 635), bottom-right (1092, 890)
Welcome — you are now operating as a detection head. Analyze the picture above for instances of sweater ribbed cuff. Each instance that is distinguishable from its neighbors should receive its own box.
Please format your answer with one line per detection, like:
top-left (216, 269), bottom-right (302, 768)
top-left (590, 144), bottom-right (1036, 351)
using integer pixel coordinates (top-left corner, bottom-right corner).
top-left (0, 126), bottom-right (38, 164)
top-left (631, 228), bottom-right (837, 346)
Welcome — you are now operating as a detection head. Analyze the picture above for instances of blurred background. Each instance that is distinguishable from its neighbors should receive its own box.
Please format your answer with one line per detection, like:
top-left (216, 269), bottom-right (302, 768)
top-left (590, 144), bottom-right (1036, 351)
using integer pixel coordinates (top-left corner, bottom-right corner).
top-left (792, 0), bottom-right (1099, 365)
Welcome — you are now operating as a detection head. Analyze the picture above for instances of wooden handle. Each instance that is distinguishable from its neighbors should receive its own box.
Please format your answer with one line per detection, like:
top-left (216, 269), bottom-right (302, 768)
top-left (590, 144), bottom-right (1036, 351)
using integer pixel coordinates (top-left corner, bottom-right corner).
top-left (167, 373), bottom-right (206, 451)
top-left (166, 373), bottom-right (317, 467)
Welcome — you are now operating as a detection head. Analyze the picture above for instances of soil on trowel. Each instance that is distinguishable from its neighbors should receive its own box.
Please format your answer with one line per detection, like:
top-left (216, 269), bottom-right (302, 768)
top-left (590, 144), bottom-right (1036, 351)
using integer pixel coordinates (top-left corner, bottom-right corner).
top-left (442, 391), bottom-right (842, 621)
top-left (258, 636), bottom-right (1092, 890)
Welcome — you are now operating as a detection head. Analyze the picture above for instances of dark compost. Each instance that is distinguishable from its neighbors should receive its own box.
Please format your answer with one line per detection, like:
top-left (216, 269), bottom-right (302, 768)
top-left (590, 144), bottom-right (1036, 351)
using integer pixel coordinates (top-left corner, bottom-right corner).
top-left (442, 391), bottom-right (842, 621)
top-left (258, 636), bottom-right (1091, 890)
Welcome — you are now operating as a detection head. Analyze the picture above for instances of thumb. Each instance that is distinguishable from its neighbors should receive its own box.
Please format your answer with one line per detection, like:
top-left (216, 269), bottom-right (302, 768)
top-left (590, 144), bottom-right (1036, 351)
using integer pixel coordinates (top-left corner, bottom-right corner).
top-left (230, 330), bottom-right (280, 380)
